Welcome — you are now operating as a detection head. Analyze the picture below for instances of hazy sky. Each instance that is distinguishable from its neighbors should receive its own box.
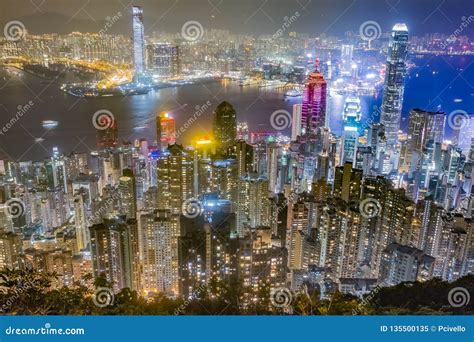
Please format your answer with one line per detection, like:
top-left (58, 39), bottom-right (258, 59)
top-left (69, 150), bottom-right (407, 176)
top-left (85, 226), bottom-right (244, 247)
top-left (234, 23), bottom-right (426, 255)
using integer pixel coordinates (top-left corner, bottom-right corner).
top-left (2, 0), bottom-right (473, 36)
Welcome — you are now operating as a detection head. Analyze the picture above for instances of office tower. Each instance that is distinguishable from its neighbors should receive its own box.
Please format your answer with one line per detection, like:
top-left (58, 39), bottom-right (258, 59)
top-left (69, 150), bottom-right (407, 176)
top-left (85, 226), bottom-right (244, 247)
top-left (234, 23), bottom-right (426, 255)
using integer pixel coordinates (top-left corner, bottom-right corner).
top-left (132, 6), bottom-right (145, 75)
top-left (118, 169), bottom-right (137, 220)
top-left (234, 140), bottom-right (253, 177)
top-left (333, 162), bottom-right (362, 203)
top-left (89, 217), bottom-right (139, 292)
top-left (146, 43), bottom-right (180, 78)
top-left (340, 44), bottom-right (354, 75)
top-left (378, 242), bottom-right (434, 286)
top-left (213, 101), bottom-right (237, 151)
top-left (401, 109), bottom-right (447, 173)
top-left (301, 59), bottom-right (327, 134)
top-left (0, 231), bottom-right (23, 270)
top-left (291, 104), bottom-right (302, 141)
top-left (45, 157), bottom-right (67, 192)
top-left (241, 173), bottom-right (271, 228)
top-left (380, 23), bottom-right (409, 163)
top-left (96, 117), bottom-right (118, 149)
top-left (341, 96), bottom-right (361, 166)
top-left (266, 142), bottom-right (281, 193)
top-left (248, 178), bottom-right (272, 227)
top-left (147, 43), bottom-right (171, 77)
top-left (156, 113), bottom-right (177, 150)
top-left (73, 192), bottom-right (88, 251)
top-left (139, 210), bottom-right (176, 295)
top-left (458, 115), bottom-right (474, 151)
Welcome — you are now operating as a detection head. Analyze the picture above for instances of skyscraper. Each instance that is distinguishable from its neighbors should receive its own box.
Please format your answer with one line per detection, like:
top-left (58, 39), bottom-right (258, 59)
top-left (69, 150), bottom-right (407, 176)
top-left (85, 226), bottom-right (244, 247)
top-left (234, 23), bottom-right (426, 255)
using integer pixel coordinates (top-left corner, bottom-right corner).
top-left (156, 112), bottom-right (176, 150)
top-left (213, 101), bottom-right (237, 151)
top-left (291, 104), bottom-right (302, 141)
top-left (119, 169), bottom-right (137, 220)
top-left (380, 23), bottom-right (409, 165)
top-left (301, 59), bottom-right (327, 134)
top-left (132, 6), bottom-right (145, 75)
top-left (146, 43), bottom-right (180, 77)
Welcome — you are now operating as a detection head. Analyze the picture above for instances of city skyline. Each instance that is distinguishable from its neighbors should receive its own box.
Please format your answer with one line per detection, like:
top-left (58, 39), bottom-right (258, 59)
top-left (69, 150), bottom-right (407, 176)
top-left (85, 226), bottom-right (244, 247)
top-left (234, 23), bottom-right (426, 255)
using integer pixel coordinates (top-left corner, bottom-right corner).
top-left (1, 0), bottom-right (472, 37)
top-left (0, 0), bottom-right (473, 317)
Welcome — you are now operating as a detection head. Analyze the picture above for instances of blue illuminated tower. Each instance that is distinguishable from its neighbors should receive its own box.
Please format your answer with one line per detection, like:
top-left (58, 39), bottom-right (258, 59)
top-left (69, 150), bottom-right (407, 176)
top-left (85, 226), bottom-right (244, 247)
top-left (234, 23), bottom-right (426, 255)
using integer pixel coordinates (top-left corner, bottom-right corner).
top-left (380, 23), bottom-right (409, 168)
top-left (132, 6), bottom-right (145, 75)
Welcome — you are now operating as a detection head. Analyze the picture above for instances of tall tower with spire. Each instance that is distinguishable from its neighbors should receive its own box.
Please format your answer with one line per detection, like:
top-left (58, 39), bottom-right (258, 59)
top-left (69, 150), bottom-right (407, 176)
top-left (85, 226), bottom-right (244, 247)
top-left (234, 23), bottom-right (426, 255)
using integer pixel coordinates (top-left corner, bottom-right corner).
top-left (301, 58), bottom-right (328, 135)
top-left (132, 6), bottom-right (145, 75)
top-left (380, 23), bottom-right (409, 170)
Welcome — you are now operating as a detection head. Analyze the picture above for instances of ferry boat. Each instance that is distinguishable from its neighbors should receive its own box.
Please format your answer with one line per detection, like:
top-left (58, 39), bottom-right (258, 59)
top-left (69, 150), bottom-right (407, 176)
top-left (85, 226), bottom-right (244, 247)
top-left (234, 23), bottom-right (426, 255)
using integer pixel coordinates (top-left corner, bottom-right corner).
top-left (42, 120), bottom-right (59, 129)
top-left (284, 89), bottom-right (303, 97)
top-left (343, 96), bottom-right (362, 122)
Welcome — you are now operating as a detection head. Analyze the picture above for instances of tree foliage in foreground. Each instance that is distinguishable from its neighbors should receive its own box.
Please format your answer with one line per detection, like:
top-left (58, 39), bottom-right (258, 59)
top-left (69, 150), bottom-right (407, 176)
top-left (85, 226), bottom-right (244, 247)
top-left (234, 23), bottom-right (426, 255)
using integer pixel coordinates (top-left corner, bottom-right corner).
top-left (0, 269), bottom-right (472, 315)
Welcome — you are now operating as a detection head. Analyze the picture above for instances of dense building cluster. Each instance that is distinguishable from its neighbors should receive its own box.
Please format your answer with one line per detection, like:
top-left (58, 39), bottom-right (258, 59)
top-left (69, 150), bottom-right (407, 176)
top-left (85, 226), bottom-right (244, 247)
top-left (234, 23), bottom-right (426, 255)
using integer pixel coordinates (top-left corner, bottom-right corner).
top-left (0, 7), bottom-right (473, 312)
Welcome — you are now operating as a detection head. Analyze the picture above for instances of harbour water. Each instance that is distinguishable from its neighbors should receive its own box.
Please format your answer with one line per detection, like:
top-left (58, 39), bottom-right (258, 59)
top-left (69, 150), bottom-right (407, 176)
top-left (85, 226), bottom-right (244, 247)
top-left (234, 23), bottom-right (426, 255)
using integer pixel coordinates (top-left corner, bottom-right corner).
top-left (0, 55), bottom-right (472, 161)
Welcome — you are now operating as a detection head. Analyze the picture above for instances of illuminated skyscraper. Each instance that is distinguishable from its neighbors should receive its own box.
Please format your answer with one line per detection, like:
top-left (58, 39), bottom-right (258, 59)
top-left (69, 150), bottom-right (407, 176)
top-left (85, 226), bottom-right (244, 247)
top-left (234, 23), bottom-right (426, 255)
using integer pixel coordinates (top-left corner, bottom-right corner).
top-left (213, 101), bottom-right (237, 151)
top-left (340, 44), bottom-right (354, 75)
top-left (147, 43), bottom-right (180, 77)
top-left (132, 6), bottom-right (145, 75)
top-left (119, 169), bottom-right (137, 220)
top-left (301, 59), bottom-right (327, 134)
top-left (340, 96), bottom-right (362, 165)
top-left (380, 23), bottom-right (409, 164)
top-left (291, 104), bottom-right (302, 141)
top-left (156, 112), bottom-right (176, 150)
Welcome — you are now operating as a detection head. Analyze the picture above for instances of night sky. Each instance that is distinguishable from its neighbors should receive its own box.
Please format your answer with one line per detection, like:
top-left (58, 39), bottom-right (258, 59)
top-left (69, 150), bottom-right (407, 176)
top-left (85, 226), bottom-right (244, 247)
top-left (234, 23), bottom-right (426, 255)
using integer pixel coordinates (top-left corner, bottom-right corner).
top-left (2, 0), bottom-right (473, 37)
